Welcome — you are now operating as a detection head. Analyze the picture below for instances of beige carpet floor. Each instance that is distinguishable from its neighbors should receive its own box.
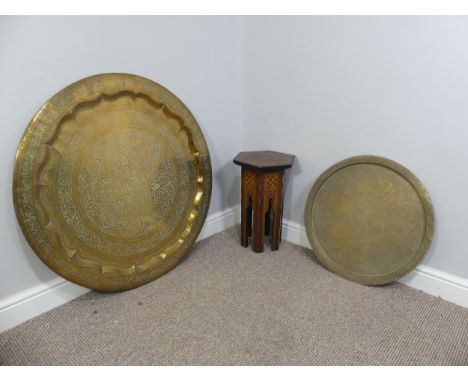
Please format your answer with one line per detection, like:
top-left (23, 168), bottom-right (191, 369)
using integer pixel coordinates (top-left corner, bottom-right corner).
top-left (1, 226), bottom-right (467, 365)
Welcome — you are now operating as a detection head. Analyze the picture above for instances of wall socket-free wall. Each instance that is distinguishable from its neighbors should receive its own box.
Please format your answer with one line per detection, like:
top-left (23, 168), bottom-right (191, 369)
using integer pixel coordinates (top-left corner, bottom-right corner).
top-left (0, 16), bottom-right (243, 312)
top-left (243, 16), bottom-right (468, 282)
top-left (2, 16), bottom-right (468, 332)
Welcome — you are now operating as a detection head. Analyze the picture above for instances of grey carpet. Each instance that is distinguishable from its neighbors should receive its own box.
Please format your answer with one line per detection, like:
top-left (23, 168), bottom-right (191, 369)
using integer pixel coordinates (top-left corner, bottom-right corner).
top-left (1, 226), bottom-right (467, 365)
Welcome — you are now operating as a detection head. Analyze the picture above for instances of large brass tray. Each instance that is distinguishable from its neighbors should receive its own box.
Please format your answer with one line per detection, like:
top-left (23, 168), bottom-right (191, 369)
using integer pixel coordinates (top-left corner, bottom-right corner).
top-left (304, 156), bottom-right (434, 285)
top-left (13, 73), bottom-right (212, 292)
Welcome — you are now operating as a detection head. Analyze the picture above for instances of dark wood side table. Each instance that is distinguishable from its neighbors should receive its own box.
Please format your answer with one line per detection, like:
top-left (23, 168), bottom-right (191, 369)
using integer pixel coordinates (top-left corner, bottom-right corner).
top-left (233, 151), bottom-right (295, 253)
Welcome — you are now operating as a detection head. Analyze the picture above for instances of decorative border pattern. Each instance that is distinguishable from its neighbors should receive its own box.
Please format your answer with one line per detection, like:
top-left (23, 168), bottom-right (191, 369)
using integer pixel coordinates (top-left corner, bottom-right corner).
top-left (13, 73), bottom-right (212, 292)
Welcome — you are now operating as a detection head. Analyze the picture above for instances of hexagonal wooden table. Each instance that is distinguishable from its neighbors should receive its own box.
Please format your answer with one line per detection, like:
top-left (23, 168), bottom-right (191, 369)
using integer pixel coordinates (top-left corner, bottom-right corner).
top-left (233, 151), bottom-right (295, 252)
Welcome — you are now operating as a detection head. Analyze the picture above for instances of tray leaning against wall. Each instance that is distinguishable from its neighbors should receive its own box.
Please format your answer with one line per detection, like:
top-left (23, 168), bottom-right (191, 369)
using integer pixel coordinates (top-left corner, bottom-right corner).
top-left (13, 73), bottom-right (212, 292)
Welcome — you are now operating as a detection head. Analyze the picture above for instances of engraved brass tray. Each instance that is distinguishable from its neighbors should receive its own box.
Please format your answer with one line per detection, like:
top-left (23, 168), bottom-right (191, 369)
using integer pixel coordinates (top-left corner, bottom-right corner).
top-left (13, 73), bottom-right (212, 292)
top-left (304, 156), bottom-right (434, 285)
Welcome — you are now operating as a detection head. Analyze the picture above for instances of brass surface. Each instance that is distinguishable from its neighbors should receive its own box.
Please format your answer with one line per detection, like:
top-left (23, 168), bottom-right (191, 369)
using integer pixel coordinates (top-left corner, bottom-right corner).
top-left (13, 73), bottom-right (212, 292)
top-left (304, 156), bottom-right (434, 285)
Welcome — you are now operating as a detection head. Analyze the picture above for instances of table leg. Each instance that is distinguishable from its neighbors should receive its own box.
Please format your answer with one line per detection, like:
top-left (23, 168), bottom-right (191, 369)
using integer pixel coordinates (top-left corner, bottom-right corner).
top-left (271, 172), bottom-right (284, 251)
top-left (240, 168), bottom-right (250, 247)
top-left (252, 173), bottom-right (265, 253)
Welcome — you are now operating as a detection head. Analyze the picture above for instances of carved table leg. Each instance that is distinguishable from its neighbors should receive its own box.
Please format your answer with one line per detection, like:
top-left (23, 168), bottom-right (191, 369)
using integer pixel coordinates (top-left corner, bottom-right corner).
top-left (241, 168), bottom-right (252, 247)
top-left (241, 199), bottom-right (249, 248)
top-left (252, 171), bottom-right (265, 253)
top-left (271, 171), bottom-right (284, 251)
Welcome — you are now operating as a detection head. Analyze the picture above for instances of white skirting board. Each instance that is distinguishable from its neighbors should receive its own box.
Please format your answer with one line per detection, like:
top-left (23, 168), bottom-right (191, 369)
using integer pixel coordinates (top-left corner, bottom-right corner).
top-left (0, 205), bottom-right (241, 333)
top-left (281, 218), bottom-right (468, 309)
top-left (0, 278), bottom-right (89, 334)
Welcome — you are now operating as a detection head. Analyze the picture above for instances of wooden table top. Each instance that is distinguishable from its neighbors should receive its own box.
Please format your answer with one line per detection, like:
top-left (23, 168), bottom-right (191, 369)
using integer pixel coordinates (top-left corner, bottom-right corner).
top-left (233, 150), bottom-right (295, 170)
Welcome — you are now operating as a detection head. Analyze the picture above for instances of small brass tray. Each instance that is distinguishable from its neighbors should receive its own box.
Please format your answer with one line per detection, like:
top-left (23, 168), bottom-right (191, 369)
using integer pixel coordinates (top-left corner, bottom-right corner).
top-left (13, 73), bottom-right (211, 292)
top-left (304, 156), bottom-right (434, 285)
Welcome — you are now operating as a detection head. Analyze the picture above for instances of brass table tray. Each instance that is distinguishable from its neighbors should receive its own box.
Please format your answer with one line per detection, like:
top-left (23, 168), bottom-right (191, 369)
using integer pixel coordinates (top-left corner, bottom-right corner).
top-left (13, 73), bottom-right (211, 292)
top-left (304, 156), bottom-right (434, 285)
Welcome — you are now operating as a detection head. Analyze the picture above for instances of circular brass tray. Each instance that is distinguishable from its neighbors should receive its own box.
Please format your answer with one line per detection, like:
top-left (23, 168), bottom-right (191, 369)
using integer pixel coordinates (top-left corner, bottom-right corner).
top-left (304, 156), bottom-right (434, 285)
top-left (13, 73), bottom-right (212, 292)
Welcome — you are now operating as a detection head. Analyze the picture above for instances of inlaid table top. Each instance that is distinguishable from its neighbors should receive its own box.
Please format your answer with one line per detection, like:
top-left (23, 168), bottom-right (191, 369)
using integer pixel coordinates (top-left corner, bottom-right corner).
top-left (233, 150), bottom-right (295, 170)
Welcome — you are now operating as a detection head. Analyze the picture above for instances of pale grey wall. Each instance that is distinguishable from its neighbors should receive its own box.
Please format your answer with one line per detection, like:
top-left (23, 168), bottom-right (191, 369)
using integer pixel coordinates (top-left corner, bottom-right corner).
top-left (0, 16), bottom-right (243, 300)
top-left (243, 16), bottom-right (468, 279)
